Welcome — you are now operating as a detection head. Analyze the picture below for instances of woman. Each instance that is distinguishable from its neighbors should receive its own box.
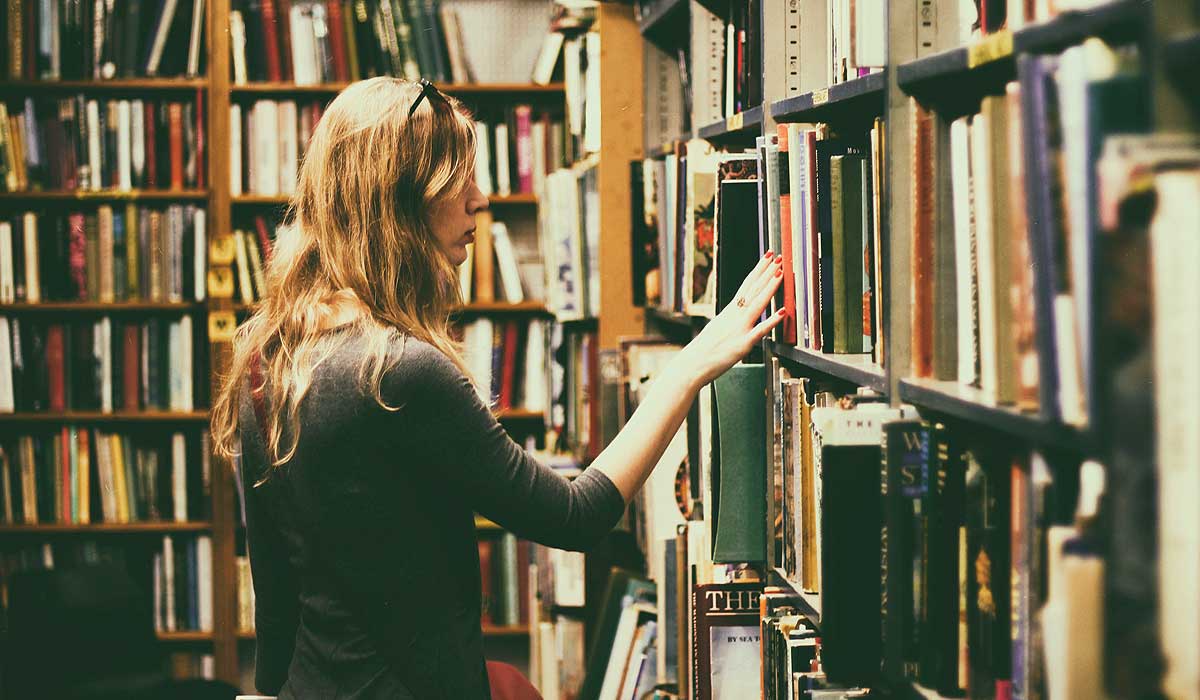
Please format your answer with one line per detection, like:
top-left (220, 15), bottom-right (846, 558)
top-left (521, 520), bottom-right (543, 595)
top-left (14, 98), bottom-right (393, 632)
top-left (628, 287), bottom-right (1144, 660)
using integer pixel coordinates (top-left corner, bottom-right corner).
top-left (212, 77), bottom-right (785, 699)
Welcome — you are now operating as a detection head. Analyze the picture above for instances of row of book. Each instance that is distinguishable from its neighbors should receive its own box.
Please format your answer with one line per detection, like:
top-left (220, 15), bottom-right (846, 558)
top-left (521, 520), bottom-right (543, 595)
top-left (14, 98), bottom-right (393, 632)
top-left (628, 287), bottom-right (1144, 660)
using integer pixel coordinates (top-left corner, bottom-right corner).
top-left (0, 315), bottom-right (200, 413)
top-left (910, 40), bottom-right (1149, 428)
top-left (1, 0), bottom-right (206, 80)
top-left (457, 216), bottom-right (541, 305)
top-left (0, 429), bottom-right (209, 525)
top-left (478, 532), bottom-right (529, 627)
top-left (527, 540), bottom-right (586, 700)
top-left (632, 126), bottom-right (886, 361)
top-left (460, 317), bottom-right (547, 414)
top-left (153, 534), bottom-right (214, 633)
top-left (229, 99), bottom-right (321, 198)
top-left (473, 109), bottom-right (567, 198)
top-left (540, 163), bottom-right (600, 321)
top-left (229, 223), bottom-right (279, 305)
top-left (0, 95), bottom-right (207, 193)
top-left (0, 206), bottom-right (208, 304)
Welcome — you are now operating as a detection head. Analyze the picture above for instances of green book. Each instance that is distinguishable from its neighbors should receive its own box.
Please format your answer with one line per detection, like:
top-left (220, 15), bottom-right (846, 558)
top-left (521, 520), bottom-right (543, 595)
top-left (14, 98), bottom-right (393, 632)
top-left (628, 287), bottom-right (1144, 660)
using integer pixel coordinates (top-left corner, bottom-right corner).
top-left (711, 363), bottom-right (766, 564)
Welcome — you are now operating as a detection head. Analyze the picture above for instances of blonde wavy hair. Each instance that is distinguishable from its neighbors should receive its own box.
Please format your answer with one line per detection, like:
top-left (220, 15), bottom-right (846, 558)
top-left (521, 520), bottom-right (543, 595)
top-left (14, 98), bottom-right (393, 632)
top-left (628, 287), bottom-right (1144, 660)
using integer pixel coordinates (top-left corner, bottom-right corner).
top-left (211, 77), bottom-right (477, 470)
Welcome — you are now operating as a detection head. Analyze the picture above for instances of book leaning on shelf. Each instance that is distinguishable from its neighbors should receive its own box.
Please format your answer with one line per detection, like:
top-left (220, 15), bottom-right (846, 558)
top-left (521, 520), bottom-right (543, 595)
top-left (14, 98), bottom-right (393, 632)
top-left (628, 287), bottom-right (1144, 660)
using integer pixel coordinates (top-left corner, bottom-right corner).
top-left (0, 206), bottom-right (208, 304)
top-left (1, 0), bottom-right (207, 79)
top-left (0, 95), bottom-right (207, 193)
top-left (0, 315), bottom-right (198, 412)
top-left (0, 429), bottom-right (210, 524)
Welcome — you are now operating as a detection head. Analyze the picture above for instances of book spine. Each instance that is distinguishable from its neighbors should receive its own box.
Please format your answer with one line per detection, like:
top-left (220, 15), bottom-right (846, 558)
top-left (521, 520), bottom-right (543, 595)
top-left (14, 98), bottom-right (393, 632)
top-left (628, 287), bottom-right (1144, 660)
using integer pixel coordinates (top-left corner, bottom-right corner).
top-left (910, 101), bottom-right (935, 377)
top-left (515, 106), bottom-right (533, 194)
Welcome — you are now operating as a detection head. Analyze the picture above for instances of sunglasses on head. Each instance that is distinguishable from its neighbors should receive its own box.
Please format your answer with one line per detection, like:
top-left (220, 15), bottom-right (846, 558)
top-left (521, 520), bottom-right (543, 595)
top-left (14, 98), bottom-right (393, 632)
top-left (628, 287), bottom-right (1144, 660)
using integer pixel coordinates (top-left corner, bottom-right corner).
top-left (407, 78), bottom-right (447, 118)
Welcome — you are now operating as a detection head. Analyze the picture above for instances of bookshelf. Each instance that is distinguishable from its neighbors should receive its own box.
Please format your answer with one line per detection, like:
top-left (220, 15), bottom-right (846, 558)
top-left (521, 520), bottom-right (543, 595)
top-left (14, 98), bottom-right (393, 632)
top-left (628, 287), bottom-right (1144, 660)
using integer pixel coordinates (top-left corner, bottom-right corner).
top-left (617, 0), bottom-right (1198, 697)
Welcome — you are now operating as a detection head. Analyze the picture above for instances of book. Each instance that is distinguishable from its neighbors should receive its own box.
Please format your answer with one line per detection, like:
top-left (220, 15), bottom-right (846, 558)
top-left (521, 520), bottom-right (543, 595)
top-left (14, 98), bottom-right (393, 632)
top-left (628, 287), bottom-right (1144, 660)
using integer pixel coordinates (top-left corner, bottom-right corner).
top-left (692, 582), bottom-right (762, 700)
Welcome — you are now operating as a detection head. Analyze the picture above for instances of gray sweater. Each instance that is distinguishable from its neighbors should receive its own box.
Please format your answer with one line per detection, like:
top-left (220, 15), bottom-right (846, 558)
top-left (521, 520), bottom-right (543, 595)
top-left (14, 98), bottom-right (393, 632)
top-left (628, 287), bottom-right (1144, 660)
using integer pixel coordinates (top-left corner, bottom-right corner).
top-left (239, 330), bottom-right (625, 699)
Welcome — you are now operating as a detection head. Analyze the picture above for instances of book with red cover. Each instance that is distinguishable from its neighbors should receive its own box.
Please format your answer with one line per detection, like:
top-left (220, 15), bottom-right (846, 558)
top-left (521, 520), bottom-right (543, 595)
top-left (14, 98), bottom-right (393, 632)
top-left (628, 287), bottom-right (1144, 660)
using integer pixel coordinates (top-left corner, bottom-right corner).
top-left (910, 101), bottom-right (935, 377)
top-left (514, 106), bottom-right (533, 194)
top-left (260, 0), bottom-right (284, 81)
top-left (68, 214), bottom-right (87, 299)
top-left (478, 540), bottom-right (494, 625)
top-left (123, 323), bottom-right (141, 411)
top-left (498, 321), bottom-right (519, 411)
top-left (776, 124), bottom-right (797, 344)
top-left (326, 0), bottom-right (350, 82)
top-left (144, 101), bottom-right (158, 188)
top-left (254, 216), bottom-right (275, 262)
top-left (168, 103), bottom-right (184, 190)
top-left (194, 89), bottom-right (206, 189)
top-left (277, 0), bottom-right (295, 81)
top-left (46, 325), bottom-right (67, 411)
top-left (692, 582), bottom-right (763, 700)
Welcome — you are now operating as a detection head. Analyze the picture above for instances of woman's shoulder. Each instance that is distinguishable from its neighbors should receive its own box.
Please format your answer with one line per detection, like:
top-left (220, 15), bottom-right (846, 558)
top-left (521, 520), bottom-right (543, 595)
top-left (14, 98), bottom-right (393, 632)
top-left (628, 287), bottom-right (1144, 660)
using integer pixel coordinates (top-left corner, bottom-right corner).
top-left (379, 334), bottom-right (473, 397)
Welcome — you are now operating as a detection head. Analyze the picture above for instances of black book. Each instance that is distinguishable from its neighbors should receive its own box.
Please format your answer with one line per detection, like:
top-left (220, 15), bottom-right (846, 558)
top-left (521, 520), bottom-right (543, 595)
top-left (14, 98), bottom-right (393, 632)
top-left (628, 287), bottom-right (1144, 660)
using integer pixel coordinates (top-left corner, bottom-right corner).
top-left (715, 179), bottom-right (761, 313)
top-left (22, 322), bottom-right (48, 412)
top-left (881, 419), bottom-right (927, 682)
top-left (965, 449), bottom-right (1011, 699)
top-left (921, 422), bottom-right (968, 693)
top-left (814, 138), bottom-right (850, 351)
top-left (629, 161), bottom-right (647, 306)
top-left (10, 215), bottom-right (25, 300)
top-left (120, 0), bottom-right (146, 77)
top-left (349, 0), bottom-right (381, 77)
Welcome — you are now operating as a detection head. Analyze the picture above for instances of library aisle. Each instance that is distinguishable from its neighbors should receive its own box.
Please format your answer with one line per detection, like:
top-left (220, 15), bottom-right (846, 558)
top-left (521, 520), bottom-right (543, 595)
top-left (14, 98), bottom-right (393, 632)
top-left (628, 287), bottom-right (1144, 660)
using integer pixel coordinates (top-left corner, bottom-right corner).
top-left (1, 0), bottom-right (1197, 699)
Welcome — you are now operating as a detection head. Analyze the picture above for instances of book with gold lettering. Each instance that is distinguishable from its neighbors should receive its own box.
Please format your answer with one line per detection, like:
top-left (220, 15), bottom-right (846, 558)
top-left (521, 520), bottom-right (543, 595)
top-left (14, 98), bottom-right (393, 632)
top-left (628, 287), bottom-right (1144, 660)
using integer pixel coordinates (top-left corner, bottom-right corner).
top-left (692, 581), bottom-right (762, 700)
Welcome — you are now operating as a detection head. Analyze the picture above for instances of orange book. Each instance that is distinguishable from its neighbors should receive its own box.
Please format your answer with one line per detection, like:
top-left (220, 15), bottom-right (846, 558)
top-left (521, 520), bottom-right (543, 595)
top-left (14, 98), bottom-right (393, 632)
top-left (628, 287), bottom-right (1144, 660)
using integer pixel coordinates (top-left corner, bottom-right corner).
top-left (777, 124), bottom-right (798, 345)
top-left (46, 325), bottom-right (67, 411)
top-left (472, 210), bottom-right (495, 303)
top-left (144, 101), bottom-right (158, 188)
top-left (498, 321), bottom-right (519, 410)
top-left (326, 0), bottom-right (350, 82)
top-left (168, 102), bottom-right (185, 190)
top-left (910, 101), bottom-right (936, 378)
top-left (77, 429), bottom-right (90, 524)
top-left (260, 0), bottom-right (284, 81)
top-left (124, 323), bottom-right (141, 411)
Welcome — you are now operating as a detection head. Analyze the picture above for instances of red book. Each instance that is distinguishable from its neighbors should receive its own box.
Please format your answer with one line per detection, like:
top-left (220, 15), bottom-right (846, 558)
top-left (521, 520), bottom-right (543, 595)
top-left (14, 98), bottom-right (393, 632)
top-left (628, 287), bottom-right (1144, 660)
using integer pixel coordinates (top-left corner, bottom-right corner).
top-left (498, 322), bottom-right (519, 410)
top-left (194, 89), bottom-right (205, 189)
top-left (325, 0), bottom-right (349, 82)
top-left (68, 214), bottom-right (87, 299)
top-left (692, 582), bottom-right (762, 700)
top-left (144, 102), bottom-right (158, 188)
top-left (514, 106), bottom-right (533, 193)
top-left (123, 324), bottom-right (141, 411)
top-left (60, 428), bottom-right (71, 523)
top-left (259, 0), bottom-right (284, 81)
top-left (168, 103), bottom-right (185, 190)
top-left (277, 0), bottom-right (295, 81)
top-left (910, 102), bottom-right (936, 377)
top-left (776, 125), bottom-right (797, 345)
top-left (46, 325), bottom-right (67, 411)
top-left (254, 216), bottom-right (274, 262)
top-left (478, 540), bottom-right (494, 625)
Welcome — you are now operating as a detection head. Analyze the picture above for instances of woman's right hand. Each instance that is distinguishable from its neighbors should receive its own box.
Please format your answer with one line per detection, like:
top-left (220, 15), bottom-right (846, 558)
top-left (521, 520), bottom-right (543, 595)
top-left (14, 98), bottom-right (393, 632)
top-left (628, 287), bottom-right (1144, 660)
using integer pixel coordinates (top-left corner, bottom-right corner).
top-left (678, 252), bottom-right (786, 385)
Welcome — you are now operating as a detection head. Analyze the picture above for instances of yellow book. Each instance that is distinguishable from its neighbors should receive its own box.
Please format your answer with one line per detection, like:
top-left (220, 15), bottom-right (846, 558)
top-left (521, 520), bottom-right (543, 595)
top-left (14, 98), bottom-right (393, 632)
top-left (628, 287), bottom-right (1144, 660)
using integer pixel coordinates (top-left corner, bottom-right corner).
top-left (77, 429), bottom-right (90, 525)
top-left (126, 203), bottom-right (140, 298)
top-left (111, 434), bottom-right (130, 523)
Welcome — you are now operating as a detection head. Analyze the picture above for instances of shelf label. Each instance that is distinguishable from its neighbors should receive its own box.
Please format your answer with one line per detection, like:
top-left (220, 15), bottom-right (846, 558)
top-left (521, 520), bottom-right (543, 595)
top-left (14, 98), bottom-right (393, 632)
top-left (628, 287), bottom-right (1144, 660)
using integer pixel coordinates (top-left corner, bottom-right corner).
top-left (210, 236), bottom-right (236, 265)
top-left (208, 268), bottom-right (234, 298)
top-left (811, 88), bottom-right (830, 106)
top-left (967, 30), bottom-right (1013, 68)
top-left (727, 112), bottom-right (744, 131)
top-left (208, 311), bottom-right (237, 343)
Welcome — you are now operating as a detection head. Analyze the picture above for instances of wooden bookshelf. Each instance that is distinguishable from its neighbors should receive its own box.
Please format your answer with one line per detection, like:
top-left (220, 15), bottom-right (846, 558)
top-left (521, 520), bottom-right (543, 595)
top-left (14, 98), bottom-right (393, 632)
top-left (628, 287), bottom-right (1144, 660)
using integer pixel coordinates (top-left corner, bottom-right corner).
top-left (481, 625), bottom-right (531, 638)
top-left (0, 411), bottom-right (210, 424)
top-left (234, 301), bottom-right (552, 315)
top-left (0, 522), bottom-right (213, 534)
top-left (157, 630), bottom-right (216, 642)
top-left (0, 78), bottom-right (209, 92)
top-left (230, 81), bottom-right (565, 96)
top-left (767, 341), bottom-right (888, 395)
top-left (0, 189), bottom-right (209, 202)
top-left (230, 193), bottom-right (538, 206)
top-left (0, 302), bottom-right (203, 313)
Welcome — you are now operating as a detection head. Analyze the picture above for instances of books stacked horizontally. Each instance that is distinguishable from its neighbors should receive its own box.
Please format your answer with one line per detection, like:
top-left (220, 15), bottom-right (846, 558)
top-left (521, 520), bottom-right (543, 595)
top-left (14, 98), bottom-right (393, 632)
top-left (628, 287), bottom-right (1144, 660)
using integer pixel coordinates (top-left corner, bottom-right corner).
top-left (909, 40), bottom-right (1149, 428)
top-left (228, 0), bottom-right (561, 85)
top-left (472, 108), bottom-right (566, 198)
top-left (229, 99), bottom-right (324, 197)
top-left (0, 96), bottom-right (207, 193)
top-left (0, 316), bottom-right (198, 413)
top-left (153, 534), bottom-right (214, 633)
top-left (1, 0), bottom-right (207, 79)
top-left (460, 317), bottom-right (547, 414)
top-left (477, 532), bottom-right (529, 628)
top-left (0, 206), bottom-right (208, 304)
top-left (0, 429), bottom-right (210, 525)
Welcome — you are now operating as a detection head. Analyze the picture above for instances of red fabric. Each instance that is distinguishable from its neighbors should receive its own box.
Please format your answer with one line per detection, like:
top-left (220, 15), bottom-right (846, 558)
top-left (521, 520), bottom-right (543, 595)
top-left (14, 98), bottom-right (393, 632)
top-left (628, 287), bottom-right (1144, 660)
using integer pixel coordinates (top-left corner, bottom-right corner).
top-left (486, 661), bottom-right (543, 700)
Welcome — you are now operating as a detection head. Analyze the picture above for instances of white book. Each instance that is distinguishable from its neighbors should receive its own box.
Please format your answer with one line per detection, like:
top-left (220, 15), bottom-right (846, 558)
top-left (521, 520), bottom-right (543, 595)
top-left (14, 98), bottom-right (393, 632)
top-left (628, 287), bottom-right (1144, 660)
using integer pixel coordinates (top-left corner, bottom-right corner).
top-left (252, 101), bottom-right (281, 196)
top-left (531, 120), bottom-right (547, 194)
top-left (172, 432), bottom-right (187, 521)
top-left (117, 101), bottom-right (132, 190)
top-left (144, 0), bottom-right (181, 75)
top-left (197, 535), bottom-right (213, 631)
top-left (229, 104), bottom-right (243, 196)
top-left (597, 602), bottom-right (655, 700)
top-left (290, 4), bottom-right (319, 86)
top-left (0, 221), bottom-right (14, 303)
top-left (855, 0), bottom-right (886, 68)
top-left (458, 243), bottom-right (474, 300)
top-left (969, 114), bottom-right (998, 401)
top-left (0, 317), bottom-right (13, 412)
top-left (522, 319), bottom-right (547, 413)
top-left (168, 320), bottom-right (182, 410)
top-left (583, 32), bottom-right (601, 153)
top-left (949, 117), bottom-right (979, 387)
top-left (551, 549), bottom-right (586, 607)
top-left (187, 0), bottom-right (206, 77)
top-left (97, 317), bottom-right (112, 412)
top-left (724, 21), bottom-right (736, 115)
top-left (230, 10), bottom-right (249, 85)
top-left (131, 99), bottom-right (145, 187)
top-left (278, 101), bottom-right (299, 195)
top-left (464, 318), bottom-right (494, 404)
top-left (162, 536), bottom-right (176, 631)
top-left (494, 123), bottom-right (512, 196)
top-left (22, 213), bottom-right (39, 303)
top-left (235, 231), bottom-right (254, 303)
top-left (490, 222), bottom-right (524, 303)
top-left (179, 315), bottom-right (193, 410)
top-left (531, 32), bottom-right (565, 85)
top-left (94, 430), bottom-right (116, 522)
top-left (86, 100), bottom-right (102, 191)
top-left (474, 121), bottom-right (494, 196)
top-left (563, 37), bottom-right (583, 138)
top-left (193, 209), bottom-right (207, 302)
top-left (201, 654), bottom-right (215, 681)
top-left (538, 622), bottom-right (560, 700)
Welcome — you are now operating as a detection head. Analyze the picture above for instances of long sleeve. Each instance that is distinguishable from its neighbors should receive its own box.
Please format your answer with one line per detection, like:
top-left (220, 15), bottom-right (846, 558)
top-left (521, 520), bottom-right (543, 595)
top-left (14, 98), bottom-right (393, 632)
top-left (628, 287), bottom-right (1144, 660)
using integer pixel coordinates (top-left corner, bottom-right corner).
top-left (382, 339), bottom-right (626, 551)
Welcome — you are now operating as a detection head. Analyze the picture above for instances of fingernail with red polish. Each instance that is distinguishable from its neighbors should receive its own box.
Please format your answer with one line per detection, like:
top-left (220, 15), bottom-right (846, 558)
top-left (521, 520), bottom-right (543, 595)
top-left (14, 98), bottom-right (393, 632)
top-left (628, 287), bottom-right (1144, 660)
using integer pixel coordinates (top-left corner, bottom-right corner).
top-left (764, 251), bottom-right (774, 258)
top-left (775, 268), bottom-right (783, 277)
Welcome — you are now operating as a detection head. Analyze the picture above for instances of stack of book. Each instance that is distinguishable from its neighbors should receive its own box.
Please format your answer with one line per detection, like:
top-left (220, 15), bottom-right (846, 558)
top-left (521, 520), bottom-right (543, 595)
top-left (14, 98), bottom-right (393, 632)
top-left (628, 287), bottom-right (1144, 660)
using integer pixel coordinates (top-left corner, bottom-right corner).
top-left (460, 317), bottom-right (547, 414)
top-left (0, 205), bottom-right (208, 304)
top-left (1, 0), bottom-right (207, 79)
top-left (0, 96), bottom-right (207, 192)
top-left (477, 532), bottom-right (529, 628)
top-left (0, 315), bottom-right (198, 412)
top-left (0, 429), bottom-right (210, 525)
top-left (152, 533), bottom-right (214, 633)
